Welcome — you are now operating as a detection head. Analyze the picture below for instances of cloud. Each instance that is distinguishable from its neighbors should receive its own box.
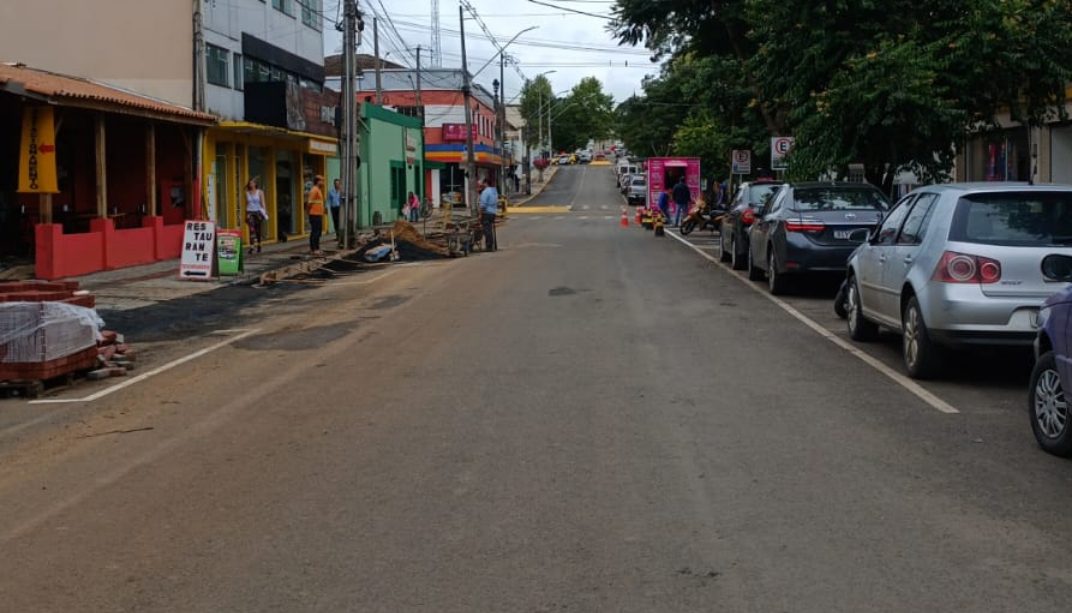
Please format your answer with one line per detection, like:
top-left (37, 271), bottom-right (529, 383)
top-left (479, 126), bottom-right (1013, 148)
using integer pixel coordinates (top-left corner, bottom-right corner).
top-left (323, 0), bottom-right (661, 103)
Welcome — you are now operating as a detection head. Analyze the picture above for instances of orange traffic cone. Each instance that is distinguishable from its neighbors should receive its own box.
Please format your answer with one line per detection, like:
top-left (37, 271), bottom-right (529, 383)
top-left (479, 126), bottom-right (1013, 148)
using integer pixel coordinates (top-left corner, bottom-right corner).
top-left (620, 207), bottom-right (629, 228)
top-left (635, 208), bottom-right (643, 225)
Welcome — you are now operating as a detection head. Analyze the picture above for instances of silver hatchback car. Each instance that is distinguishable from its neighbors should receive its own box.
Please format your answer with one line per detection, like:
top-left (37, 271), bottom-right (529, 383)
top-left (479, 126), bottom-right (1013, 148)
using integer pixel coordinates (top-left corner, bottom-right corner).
top-left (845, 183), bottom-right (1072, 378)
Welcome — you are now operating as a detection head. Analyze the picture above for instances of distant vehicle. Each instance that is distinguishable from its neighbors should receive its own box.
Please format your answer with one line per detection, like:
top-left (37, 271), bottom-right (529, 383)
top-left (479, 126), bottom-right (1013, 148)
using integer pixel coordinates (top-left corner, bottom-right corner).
top-left (569, 153), bottom-right (579, 165)
top-left (846, 183), bottom-right (1072, 378)
top-left (717, 179), bottom-right (784, 270)
top-left (558, 154), bottom-right (570, 166)
top-left (579, 151), bottom-right (593, 164)
top-left (619, 166), bottom-right (640, 191)
top-left (1029, 253), bottom-right (1072, 456)
top-left (748, 182), bottom-right (889, 295)
top-left (646, 157), bottom-right (701, 220)
top-left (626, 176), bottom-right (647, 206)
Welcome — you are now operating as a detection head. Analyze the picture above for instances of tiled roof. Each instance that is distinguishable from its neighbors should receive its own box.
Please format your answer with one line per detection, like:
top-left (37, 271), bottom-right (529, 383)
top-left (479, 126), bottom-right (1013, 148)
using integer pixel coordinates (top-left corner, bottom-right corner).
top-left (0, 63), bottom-right (216, 124)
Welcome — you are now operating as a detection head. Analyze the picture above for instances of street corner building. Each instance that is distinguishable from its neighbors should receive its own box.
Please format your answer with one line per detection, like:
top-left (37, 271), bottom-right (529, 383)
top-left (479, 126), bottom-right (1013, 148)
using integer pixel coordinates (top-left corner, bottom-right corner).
top-left (0, 0), bottom-right (339, 280)
top-left (0, 63), bottom-right (216, 280)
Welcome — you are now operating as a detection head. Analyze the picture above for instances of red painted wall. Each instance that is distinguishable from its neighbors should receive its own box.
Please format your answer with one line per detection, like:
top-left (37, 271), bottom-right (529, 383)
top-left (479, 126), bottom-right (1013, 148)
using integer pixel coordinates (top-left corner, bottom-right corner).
top-left (358, 90), bottom-right (498, 148)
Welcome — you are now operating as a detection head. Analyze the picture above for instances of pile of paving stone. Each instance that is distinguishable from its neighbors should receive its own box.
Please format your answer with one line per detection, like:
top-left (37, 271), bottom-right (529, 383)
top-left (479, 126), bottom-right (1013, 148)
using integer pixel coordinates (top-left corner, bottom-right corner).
top-left (0, 281), bottom-right (132, 397)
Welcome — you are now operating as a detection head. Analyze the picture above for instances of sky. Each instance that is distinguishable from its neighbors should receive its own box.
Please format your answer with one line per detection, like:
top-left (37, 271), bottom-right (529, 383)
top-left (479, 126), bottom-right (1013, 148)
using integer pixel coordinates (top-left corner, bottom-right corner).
top-left (322, 0), bottom-right (663, 104)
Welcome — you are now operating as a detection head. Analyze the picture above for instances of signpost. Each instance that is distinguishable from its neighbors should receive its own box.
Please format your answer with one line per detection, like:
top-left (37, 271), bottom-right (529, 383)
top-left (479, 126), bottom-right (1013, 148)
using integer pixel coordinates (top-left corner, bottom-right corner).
top-left (216, 229), bottom-right (243, 276)
top-left (771, 136), bottom-right (795, 172)
top-left (731, 150), bottom-right (751, 175)
top-left (179, 220), bottom-right (216, 280)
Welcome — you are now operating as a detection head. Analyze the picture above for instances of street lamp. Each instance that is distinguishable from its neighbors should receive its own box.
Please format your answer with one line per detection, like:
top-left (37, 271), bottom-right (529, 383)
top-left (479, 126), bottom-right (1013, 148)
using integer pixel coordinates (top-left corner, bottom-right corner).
top-left (473, 26), bottom-right (539, 78)
top-left (534, 70), bottom-right (556, 157)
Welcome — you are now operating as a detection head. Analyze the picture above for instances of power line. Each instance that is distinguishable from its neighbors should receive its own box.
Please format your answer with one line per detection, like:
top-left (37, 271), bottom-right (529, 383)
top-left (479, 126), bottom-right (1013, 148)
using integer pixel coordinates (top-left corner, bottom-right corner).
top-left (390, 20), bottom-right (650, 55)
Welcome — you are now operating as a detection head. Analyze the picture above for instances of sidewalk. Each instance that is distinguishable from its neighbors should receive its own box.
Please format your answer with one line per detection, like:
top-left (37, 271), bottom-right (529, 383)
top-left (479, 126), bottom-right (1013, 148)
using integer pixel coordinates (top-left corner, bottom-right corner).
top-left (72, 236), bottom-right (338, 311)
top-left (510, 166), bottom-right (559, 206)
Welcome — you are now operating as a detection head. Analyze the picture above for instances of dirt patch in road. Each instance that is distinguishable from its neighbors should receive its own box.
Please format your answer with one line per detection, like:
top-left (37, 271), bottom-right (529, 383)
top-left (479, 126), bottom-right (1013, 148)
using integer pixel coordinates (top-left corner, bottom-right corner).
top-left (233, 323), bottom-right (356, 351)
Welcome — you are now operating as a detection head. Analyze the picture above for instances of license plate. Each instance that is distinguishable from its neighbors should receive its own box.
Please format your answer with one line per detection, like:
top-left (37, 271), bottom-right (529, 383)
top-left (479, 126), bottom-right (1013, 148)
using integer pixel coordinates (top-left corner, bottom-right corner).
top-left (834, 230), bottom-right (853, 239)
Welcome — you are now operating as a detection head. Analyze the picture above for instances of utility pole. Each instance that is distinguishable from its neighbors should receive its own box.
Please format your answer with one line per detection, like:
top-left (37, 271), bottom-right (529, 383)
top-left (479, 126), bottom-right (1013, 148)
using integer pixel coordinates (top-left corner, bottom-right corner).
top-left (338, 0), bottom-right (362, 247)
top-left (373, 17), bottom-right (382, 105)
top-left (192, 0), bottom-right (205, 111)
top-left (538, 89), bottom-right (543, 158)
top-left (459, 5), bottom-right (477, 215)
top-left (499, 53), bottom-right (506, 195)
top-left (415, 46), bottom-right (423, 113)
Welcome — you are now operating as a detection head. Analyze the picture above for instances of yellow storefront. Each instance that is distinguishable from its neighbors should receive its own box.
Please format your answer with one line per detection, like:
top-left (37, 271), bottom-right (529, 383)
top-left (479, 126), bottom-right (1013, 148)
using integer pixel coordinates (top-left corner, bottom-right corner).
top-left (204, 122), bottom-right (338, 245)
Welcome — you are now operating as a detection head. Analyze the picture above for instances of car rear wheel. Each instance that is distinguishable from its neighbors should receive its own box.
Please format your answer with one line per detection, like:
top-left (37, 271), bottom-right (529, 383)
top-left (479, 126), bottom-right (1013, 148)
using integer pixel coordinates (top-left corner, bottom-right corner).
top-left (747, 245), bottom-right (764, 280)
top-left (1030, 351), bottom-right (1072, 456)
top-left (736, 236), bottom-right (751, 272)
top-left (767, 249), bottom-right (790, 295)
top-left (846, 276), bottom-right (878, 341)
top-left (717, 231), bottom-right (731, 262)
top-left (902, 296), bottom-right (943, 379)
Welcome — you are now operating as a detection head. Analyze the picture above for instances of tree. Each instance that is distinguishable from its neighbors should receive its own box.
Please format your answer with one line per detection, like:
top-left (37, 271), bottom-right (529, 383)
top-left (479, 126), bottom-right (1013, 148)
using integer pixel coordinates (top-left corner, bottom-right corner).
top-left (519, 75), bottom-right (554, 148)
top-left (550, 77), bottom-right (615, 152)
top-left (612, 0), bottom-right (1072, 194)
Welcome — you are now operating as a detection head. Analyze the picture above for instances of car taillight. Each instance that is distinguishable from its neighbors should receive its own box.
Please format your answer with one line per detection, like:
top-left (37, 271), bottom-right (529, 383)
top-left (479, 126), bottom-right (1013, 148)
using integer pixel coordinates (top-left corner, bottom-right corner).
top-left (933, 251), bottom-right (1002, 284)
top-left (785, 220), bottom-right (825, 233)
top-left (741, 208), bottom-right (755, 225)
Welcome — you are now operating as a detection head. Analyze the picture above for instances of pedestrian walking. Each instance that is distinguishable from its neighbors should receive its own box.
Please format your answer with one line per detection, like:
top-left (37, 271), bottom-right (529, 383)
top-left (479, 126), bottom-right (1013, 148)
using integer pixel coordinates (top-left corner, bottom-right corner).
top-left (305, 175), bottom-right (325, 255)
top-left (478, 180), bottom-right (498, 252)
top-left (672, 176), bottom-right (691, 227)
top-left (656, 189), bottom-right (671, 224)
top-left (245, 178), bottom-right (268, 254)
top-left (328, 178), bottom-right (341, 237)
top-left (407, 191), bottom-right (420, 222)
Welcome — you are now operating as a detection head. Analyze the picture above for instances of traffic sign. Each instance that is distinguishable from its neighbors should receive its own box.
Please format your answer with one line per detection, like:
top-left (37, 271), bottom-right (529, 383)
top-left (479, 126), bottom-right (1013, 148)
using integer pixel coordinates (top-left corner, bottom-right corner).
top-left (731, 150), bottom-right (751, 174)
top-left (771, 137), bottom-right (795, 170)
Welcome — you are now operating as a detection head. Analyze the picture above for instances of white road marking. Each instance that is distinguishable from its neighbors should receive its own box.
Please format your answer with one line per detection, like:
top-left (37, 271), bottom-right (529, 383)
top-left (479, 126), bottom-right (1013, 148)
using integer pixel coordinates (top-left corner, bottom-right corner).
top-left (29, 329), bottom-right (263, 405)
top-left (582, 205), bottom-right (591, 210)
top-left (601, 205), bottom-right (609, 210)
top-left (554, 216), bottom-right (565, 220)
top-left (604, 216), bottom-right (614, 220)
top-left (579, 215), bottom-right (589, 220)
top-left (664, 230), bottom-right (960, 414)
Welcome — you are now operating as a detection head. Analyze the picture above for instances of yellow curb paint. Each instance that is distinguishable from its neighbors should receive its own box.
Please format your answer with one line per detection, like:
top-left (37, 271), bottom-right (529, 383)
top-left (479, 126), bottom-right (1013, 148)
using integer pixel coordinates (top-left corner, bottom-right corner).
top-left (509, 206), bottom-right (572, 214)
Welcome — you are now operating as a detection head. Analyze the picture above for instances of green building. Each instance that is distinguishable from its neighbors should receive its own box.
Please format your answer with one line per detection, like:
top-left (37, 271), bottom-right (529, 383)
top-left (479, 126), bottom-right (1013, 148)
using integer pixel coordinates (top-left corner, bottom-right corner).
top-left (327, 103), bottom-right (424, 229)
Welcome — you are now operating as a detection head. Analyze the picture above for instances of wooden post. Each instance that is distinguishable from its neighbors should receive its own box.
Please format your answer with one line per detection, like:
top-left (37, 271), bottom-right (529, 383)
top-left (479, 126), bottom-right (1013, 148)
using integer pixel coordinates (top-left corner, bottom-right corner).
top-left (39, 194), bottom-right (52, 224)
top-left (95, 115), bottom-right (107, 217)
top-left (146, 123), bottom-right (157, 216)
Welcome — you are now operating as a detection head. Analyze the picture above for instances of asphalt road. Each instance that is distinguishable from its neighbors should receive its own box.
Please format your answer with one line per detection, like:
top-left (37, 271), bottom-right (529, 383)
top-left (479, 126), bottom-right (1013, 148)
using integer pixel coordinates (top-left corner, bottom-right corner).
top-left (2, 164), bottom-right (1072, 611)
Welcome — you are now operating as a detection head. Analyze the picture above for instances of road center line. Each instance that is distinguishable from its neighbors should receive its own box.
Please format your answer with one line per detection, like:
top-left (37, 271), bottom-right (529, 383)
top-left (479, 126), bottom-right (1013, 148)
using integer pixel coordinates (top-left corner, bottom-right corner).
top-left (664, 230), bottom-right (959, 414)
top-left (29, 328), bottom-right (262, 405)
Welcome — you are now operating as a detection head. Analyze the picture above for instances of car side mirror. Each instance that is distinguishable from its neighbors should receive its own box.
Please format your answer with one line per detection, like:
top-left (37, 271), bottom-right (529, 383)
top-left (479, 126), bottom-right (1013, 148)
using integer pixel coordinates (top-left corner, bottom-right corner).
top-left (1041, 254), bottom-right (1072, 282)
top-left (848, 228), bottom-right (871, 243)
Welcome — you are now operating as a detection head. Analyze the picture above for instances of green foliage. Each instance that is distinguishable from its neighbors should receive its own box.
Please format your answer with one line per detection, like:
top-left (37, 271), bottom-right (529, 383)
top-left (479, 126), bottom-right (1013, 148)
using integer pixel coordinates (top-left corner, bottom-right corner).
top-left (611, 0), bottom-right (1072, 193)
top-left (551, 77), bottom-right (615, 152)
top-left (519, 75), bottom-right (554, 147)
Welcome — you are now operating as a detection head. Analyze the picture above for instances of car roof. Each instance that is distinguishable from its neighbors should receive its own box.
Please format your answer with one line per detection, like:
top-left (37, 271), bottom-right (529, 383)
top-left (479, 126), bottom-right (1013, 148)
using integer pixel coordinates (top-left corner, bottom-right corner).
top-left (784, 181), bottom-right (881, 190)
top-left (916, 182), bottom-right (1072, 195)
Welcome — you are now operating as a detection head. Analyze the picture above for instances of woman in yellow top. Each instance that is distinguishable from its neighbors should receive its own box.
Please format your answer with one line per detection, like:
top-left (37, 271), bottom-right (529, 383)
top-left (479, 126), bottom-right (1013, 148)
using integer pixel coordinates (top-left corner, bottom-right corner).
top-left (305, 175), bottom-right (326, 255)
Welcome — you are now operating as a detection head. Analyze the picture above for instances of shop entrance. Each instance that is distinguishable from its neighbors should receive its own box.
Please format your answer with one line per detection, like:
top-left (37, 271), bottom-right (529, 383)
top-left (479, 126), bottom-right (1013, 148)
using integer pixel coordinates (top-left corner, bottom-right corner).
top-left (276, 151), bottom-right (297, 241)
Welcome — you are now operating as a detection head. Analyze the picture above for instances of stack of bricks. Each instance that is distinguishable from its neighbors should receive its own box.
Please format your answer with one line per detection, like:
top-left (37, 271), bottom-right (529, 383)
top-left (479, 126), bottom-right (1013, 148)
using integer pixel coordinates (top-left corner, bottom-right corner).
top-left (0, 281), bottom-right (117, 385)
top-left (0, 281), bottom-right (95, 308)
top-left (88, 331), bottom-right (136, 380)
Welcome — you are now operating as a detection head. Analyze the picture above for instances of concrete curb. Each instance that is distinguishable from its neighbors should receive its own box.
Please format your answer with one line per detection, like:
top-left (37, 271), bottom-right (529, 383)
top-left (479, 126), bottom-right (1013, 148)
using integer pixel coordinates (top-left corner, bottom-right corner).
top-left (512, 166), bottom-right (560, 207)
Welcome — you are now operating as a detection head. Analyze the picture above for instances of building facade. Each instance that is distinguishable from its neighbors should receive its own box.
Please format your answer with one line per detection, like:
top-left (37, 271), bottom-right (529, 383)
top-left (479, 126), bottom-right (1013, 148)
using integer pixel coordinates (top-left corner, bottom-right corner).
top-left (331, 69), bottom-right (502, 208)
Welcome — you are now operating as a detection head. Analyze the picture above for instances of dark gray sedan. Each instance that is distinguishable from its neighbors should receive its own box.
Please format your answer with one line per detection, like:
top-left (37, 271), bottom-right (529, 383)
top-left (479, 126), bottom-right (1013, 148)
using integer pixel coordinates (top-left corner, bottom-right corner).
top-left (747, 182), bottom-right (890, 295)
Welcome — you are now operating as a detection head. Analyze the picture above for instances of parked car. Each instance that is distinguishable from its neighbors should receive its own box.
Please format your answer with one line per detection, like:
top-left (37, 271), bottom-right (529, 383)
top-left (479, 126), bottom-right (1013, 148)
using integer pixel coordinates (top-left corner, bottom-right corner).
top-left (1029, 253), bottom-right (1072, 456)
top-left (579, 151), bottom-right (593, 164)
top-left (748, 182), bottom-right (889, 298)
top-left (619, 170), bottom-right (639, 193)
top-left (558, 154), bottom-right (570, 166)
top-left (717, 179), bottom-right (783, 270)
top-left (626, 176), bottom-right (647, 206)
top-left (846, 184), bottom-right (1072, 378)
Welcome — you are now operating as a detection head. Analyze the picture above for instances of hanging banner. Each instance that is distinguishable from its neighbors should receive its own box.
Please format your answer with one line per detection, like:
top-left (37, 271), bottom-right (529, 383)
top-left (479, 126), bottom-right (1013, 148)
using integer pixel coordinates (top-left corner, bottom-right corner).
top-left (179, 221), bottom-right (216, 280)
top-left (18, 107), bottom-right (59, 194)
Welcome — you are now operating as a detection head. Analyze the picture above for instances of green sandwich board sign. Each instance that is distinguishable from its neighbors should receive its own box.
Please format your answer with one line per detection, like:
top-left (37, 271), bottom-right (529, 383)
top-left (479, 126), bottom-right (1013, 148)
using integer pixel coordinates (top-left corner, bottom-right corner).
top-left (216, 229), bottom-right (243, 276)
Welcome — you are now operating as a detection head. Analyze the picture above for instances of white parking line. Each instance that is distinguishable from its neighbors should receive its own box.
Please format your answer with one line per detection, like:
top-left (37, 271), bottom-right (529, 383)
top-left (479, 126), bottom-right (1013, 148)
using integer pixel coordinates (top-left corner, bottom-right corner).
top-left (579, 215), bottom-right (589, 220)
top-left (29, 329), bottom-right (262, 405)
top-left (665, 230), bottom-right (959, 414)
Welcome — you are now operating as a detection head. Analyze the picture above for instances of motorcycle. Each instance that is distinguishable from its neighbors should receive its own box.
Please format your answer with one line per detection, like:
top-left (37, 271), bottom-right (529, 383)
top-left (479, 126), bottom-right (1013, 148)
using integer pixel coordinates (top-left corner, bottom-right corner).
top-left (680, 202), bottom-right (725, 236)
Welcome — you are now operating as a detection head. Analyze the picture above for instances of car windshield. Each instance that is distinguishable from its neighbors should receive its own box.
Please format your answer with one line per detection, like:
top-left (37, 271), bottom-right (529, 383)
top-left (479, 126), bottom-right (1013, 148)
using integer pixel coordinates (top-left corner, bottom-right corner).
top-left (791, 187), bottom-right (889, 211)
top-left (631, 178), bottom-right (645, 186)
top-left (747, 184), bottom-right (780, 206)
top-left (950, 192), bottom-right (1072, 246)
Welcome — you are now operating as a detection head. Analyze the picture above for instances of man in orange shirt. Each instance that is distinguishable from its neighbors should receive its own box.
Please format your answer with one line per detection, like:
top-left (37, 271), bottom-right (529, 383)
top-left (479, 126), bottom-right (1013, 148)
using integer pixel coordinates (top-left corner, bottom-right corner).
top-left (305, 175), bottom-right (326, 255)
